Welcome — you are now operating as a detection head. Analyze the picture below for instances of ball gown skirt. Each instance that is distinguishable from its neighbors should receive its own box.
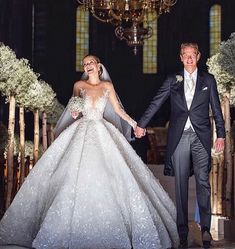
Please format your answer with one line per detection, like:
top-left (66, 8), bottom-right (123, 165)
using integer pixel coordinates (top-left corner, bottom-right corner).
top-left (0, 91), bottom-right (179, 249)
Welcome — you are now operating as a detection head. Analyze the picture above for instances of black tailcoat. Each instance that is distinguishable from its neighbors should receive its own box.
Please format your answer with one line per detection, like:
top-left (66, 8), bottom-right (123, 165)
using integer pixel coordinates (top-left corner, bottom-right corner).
top-left (138, 71), bottom-right (225, 176)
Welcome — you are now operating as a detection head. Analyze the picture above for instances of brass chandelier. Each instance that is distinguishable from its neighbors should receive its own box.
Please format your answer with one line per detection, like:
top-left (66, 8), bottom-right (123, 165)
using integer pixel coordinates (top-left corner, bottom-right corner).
top-left (77, 0), bottom-right (177, 54)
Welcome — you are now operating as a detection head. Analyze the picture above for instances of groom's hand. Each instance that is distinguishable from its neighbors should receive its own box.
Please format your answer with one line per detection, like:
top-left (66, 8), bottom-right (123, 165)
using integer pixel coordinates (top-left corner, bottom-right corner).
top-left (215, 138), bottom-right (225, 153)
top-left (134, 126), bottom-right (146, 138)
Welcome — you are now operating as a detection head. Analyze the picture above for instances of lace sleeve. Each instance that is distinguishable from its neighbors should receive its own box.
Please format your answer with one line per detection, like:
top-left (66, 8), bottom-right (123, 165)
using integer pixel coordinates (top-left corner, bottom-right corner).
top-left (106, 83), bottom-right (137, 129)
top-left (119, 109), bottom-right (137, 129)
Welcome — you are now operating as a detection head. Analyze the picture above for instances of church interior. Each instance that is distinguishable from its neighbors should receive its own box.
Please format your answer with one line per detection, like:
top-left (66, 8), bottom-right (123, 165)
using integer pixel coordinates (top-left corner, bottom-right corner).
top-left (0, 0), bottom-right (235, 248)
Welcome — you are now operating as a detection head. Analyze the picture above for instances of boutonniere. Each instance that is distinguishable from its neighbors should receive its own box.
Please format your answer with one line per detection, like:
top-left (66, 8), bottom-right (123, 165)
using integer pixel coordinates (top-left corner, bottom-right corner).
top-left (176, 75), bottom-right (183, 83)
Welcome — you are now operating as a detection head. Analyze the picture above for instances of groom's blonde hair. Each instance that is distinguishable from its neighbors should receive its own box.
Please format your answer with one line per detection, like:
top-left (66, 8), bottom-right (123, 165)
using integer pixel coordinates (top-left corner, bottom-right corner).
top-left (180, 43), bottom-right (200, 55)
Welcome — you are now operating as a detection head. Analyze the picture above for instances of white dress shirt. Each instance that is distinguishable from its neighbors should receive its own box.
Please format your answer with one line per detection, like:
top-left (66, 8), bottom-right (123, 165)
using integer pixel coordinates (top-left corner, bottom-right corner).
top-left (184, 68), bottom-right (197, 130)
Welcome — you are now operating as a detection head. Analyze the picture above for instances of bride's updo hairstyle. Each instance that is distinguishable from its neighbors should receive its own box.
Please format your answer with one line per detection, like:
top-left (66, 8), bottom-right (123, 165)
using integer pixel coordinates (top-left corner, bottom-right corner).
top-left (83, 54), bottom-right (103, 78)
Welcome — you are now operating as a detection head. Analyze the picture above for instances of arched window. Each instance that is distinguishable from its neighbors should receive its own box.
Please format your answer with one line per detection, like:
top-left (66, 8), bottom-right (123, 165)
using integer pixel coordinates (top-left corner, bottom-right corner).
top-left (143, 14), bottom-right (157, 74)
top-left (209, 4), bottom-right (221, 56)
top-left (76, 6), bottom-right (89, 72)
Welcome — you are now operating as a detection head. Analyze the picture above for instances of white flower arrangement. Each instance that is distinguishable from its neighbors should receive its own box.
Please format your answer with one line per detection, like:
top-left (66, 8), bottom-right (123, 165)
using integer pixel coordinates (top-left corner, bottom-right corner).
top-left (67, 96), bottom-right (84, 114)
top-left (176, 75), bottom-right (183, 83)
top-left (219, 32), bottom-right (235, 78)
top-left (207, 50), bottom-right (235, 106)
top-left (0, 43), bottom-right (56, 113)
top-left (0, 53), bottom-right (33, 99)
top-left (23, 80), bottom-right (56, 112)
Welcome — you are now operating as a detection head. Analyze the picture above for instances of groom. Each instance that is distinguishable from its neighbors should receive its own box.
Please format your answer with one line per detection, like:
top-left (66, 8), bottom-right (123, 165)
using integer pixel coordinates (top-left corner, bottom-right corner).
top-left (135, 43), bottom-right (225, 248)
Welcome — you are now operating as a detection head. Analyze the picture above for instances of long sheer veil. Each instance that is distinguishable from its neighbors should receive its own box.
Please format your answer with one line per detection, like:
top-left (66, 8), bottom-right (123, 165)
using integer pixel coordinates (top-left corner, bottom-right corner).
top-left (54, 64), bottom-right (132, 141)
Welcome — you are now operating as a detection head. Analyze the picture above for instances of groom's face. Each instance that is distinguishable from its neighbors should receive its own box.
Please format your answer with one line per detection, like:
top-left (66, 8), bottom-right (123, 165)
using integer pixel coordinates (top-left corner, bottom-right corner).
top-left (180, 46), bottom-right (200, 72)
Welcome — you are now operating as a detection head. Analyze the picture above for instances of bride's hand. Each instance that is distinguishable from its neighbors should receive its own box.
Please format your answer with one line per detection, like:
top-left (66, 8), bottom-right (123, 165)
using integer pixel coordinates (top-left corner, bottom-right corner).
top-left (71, 111), bottom-right (79, 119)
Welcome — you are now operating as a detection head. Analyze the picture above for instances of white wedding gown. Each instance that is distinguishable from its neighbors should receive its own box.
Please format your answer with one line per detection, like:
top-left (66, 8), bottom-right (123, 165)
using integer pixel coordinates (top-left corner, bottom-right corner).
top-left (0, 89), bottom-right (178, 249)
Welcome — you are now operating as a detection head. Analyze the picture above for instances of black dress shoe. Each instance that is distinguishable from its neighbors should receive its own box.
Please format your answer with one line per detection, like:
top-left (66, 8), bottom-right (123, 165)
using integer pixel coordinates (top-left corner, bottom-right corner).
top-left (178, 237), bottom-right (188, 248)
top-left (202, 230), bottom-right (212, 248)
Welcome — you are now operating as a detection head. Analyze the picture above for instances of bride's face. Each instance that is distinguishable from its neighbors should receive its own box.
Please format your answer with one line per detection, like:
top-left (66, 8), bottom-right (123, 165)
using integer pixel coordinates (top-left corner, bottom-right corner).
top-left (83, 56), bottom-right (100, 76)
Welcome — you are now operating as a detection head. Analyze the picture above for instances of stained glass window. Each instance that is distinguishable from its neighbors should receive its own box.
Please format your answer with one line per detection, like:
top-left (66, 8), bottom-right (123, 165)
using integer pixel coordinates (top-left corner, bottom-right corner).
top-left (210, 4), bottom-right (221, 56)
top-left (143, 13), bottom-right (157, 74)
top-left (76, 6), bottom-right (89, 72)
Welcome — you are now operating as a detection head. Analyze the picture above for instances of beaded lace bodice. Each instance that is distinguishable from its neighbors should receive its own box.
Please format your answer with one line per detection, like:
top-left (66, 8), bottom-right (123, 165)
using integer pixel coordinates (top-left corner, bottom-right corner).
top-left (80, 88), bottom-right (109, 120)
top-left (78, 88), bottom-right (137, 128)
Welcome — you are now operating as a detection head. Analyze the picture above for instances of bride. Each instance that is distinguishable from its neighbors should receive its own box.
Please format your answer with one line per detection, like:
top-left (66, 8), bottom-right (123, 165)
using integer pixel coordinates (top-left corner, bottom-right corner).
top-left (0, 55), bottom-right (179, 249)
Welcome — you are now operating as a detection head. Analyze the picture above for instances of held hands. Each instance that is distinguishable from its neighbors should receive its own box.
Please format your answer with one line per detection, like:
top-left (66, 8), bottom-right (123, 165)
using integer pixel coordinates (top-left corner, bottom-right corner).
top-left (134, 126), bottom-right (146, 138)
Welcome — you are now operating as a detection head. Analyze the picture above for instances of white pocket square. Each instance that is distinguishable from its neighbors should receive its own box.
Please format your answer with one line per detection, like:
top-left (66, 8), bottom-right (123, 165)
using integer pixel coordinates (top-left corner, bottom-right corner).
top-left (202, 87), bottom-right (208, 91)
